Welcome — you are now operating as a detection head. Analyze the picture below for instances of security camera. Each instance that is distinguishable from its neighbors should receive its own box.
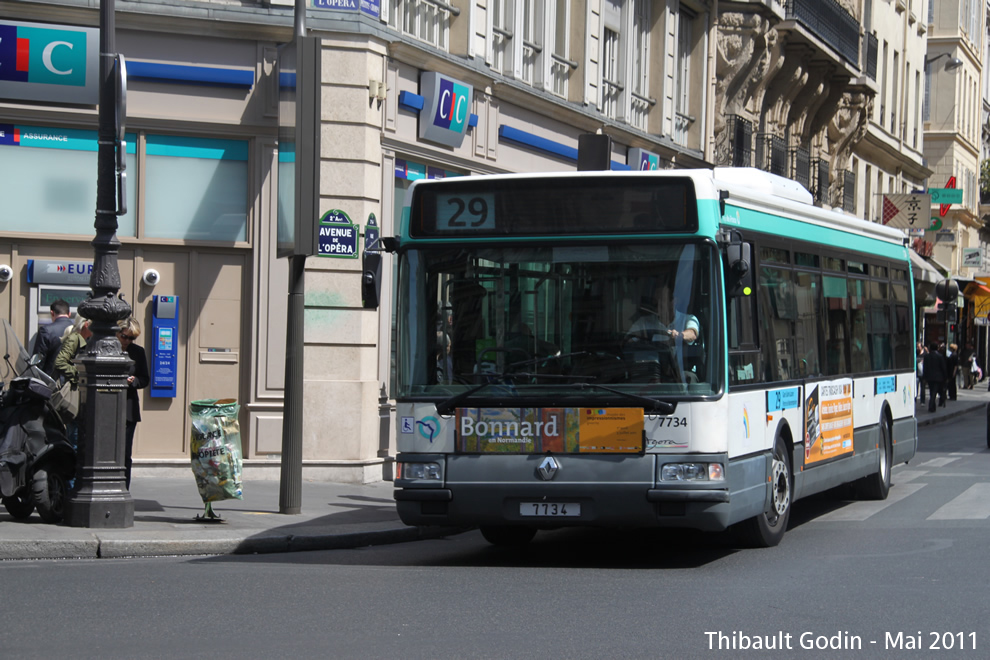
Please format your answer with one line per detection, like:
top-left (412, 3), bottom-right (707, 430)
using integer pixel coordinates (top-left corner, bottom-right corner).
top-left (142, 268), bottom-right (160, 286)
top-left (0, 264), bottom-right (12, 283)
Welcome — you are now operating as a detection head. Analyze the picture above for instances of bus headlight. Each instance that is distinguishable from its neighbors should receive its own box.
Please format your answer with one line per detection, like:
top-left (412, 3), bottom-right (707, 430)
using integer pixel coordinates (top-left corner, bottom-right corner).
top-left (399, 462), bottom-right (442, 481)
top-left (661, 463), bottom-right (725, 482)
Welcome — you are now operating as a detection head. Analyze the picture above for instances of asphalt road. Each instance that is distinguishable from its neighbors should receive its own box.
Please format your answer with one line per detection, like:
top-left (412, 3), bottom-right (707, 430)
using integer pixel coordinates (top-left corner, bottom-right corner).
top-left (2, 410), bottom-right (988, 659)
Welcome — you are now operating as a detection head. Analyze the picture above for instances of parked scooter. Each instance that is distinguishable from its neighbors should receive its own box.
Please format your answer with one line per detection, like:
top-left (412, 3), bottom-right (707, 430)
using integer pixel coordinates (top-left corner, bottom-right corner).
top-left (0, 354), bottom-right (75, 523)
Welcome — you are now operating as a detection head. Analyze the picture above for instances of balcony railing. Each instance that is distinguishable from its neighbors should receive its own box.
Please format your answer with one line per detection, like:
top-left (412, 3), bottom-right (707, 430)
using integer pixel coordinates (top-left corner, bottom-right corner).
top-left (843, 170), bottom-right (855, 213)
top-left (726, 115), bottom-right (752, 167)
top-left (786, 0), bottom-right (861, 66)
top-left (756, 133), bottom-right (787, 176)
top-left (790, 146), bottom-right (811, 189)
top-left (864, 33), bottom-right (878, 80)
top-left (813, 158), bottom-right (830, 205)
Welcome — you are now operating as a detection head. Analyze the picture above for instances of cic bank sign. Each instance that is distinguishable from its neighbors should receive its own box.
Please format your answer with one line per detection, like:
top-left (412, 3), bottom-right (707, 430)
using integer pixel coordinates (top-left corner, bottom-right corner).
top-left (0, 20), bottom-right (99, 104)
top-left (419, 72), bottom-right (473, 148)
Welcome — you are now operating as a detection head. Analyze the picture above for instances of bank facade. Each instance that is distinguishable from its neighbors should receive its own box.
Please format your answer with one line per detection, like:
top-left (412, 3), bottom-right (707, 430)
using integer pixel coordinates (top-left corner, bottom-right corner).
top-left (2, 0), bottom-right (942, 482)
top-left (1, 1), bottom-right (720, 481)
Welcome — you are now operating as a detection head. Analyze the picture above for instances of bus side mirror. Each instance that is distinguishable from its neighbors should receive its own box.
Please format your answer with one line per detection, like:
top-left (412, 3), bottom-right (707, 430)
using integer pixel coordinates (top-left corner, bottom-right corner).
top-left (725, 241), bottom-right (753, 298)
top-left (362, 251), bottom-right (382, 309)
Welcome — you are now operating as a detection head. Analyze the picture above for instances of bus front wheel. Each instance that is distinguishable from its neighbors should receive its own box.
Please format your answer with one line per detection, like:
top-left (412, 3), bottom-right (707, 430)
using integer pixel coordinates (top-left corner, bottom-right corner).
top-left (480, 526), bottom-right (537, 547)
top-left (735, 434), bottom-right (791, 548)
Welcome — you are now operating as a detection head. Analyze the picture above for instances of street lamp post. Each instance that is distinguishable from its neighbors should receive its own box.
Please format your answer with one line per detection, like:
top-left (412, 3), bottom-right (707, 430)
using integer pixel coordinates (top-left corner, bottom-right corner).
top-left (65, 0), bottom-right (135, 528)
top-left (925, 52), bottom-right (964, 73)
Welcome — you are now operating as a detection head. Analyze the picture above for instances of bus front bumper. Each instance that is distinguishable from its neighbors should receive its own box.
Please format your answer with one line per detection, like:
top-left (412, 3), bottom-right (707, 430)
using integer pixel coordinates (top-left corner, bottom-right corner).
top-left (393, 452), bottom-right (767, 533)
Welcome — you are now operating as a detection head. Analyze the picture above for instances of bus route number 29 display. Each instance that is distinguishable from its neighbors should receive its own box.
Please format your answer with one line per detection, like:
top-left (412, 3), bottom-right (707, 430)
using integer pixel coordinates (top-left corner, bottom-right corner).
top-left (436, 193), bottom-right (496, 230)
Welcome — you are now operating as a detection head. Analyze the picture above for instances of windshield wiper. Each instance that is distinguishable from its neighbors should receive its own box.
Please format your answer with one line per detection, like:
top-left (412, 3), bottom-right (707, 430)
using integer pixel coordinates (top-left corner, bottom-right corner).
top-left (566, 382), bottom-right (676, 414)
top-left (436, 377), bottom-right (521, 416)
top-left (435, 377), bottom-right (675, 416)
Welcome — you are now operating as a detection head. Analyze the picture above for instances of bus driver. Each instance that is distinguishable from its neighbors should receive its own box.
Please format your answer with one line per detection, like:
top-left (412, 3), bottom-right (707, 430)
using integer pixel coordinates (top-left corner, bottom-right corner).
top-left (624, 281), bottom-right (701, 382)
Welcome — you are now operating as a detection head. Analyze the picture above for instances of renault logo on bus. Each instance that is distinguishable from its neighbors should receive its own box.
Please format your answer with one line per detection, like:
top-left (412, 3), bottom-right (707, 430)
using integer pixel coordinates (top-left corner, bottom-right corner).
top-left (537, 455), bottom-right (559, 481)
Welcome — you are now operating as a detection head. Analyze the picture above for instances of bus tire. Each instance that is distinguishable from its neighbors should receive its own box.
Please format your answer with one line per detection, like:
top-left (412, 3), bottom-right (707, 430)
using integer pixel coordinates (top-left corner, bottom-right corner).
top-left (858, 415), bottom-right (892, 500)
top-left (480, 526), bottom-right (537, 547)
top-left (735, 434), bottom-right (791, 548)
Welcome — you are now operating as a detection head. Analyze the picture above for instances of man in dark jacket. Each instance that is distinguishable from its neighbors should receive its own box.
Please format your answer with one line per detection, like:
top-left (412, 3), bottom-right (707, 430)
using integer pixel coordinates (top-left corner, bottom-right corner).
top-left (32, 299), bottom-right (73, 377)
top-left (923, 342), bottom-right (948, 412)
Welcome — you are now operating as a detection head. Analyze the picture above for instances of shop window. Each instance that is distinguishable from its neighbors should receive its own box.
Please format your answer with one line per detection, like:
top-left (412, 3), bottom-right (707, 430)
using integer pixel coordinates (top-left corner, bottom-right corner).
top-left (0, 125), bottom-right (136, 236)
top-left (144, 135), bottom-right (248, 242)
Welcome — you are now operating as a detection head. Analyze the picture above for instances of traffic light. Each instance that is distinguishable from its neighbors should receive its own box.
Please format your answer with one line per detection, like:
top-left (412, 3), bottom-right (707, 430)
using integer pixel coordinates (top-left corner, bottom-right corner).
top-left (936, 300), bottom-right (958, 324)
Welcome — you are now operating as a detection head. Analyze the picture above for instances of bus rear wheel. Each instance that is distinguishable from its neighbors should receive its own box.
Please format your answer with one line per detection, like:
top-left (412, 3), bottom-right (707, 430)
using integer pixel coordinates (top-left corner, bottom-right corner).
top-left (735, 434), bottom-right (791, 548)
top-left (480, 526), bottom-right (537, 547)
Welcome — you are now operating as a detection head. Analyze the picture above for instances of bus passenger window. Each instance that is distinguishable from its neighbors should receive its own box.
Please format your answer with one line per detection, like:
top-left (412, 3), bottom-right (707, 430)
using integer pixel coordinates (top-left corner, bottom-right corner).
top-left (848, 279), bottom-right (870, 374)
top-left (793, 271), bottom-right (823, 377)
top-left (823, 275), bottom-right (848, 375)
top-left (759, 267), bottom-right (796, 381)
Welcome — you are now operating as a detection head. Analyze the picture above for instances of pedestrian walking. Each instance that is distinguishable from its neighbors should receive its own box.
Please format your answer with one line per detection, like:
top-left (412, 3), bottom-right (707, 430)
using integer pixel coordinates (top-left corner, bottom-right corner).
top-left (916, 342), bottom-right (927, 403)
top-left (946, 343), bottom-right (959, 401)
top-left (923, 342), bottom-right (948, 413)
top-left (962, 343), bottom-right (976, 389)
top-left (117, 317), bottom-right (150, 490)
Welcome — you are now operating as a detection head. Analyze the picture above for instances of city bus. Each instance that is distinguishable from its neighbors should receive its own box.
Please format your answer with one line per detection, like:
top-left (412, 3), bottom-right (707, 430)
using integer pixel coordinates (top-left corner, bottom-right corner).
top-left (363, 167), bottom-right (917, 547)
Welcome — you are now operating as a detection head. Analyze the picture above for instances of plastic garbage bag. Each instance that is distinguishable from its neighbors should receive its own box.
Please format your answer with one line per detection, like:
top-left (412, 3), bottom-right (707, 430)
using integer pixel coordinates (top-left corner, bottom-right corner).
top-left (189, 398), bottom-right (243, 503)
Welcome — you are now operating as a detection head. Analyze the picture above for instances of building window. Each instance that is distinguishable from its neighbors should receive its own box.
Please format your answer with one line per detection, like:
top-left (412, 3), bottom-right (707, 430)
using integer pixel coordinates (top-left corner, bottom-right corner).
top-left (520, 0), bottom-right (542, 84)
top-left (387, 0), bottom-right (451, 51)
top-left (550, 0), bottom-right (572, 97)
top-left (598, 0), bottom-right (652, 129)
top-left (144, 135), bottom-right (248, 242)
top-left (601, 27), bottom-right (621, 120)
top-left (673, 7), bottom-right (695, 145)
top-left (629, 0), bottom-right (651, 131)
top-left (0, 125), bottom-right (136, 236)
top-left (491, 0), bottom-right (514, 73)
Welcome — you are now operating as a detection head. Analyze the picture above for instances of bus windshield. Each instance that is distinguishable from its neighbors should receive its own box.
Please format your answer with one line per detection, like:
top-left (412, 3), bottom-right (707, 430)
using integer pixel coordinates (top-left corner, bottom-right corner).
top-left (397, 240), bottom-right (718, 400)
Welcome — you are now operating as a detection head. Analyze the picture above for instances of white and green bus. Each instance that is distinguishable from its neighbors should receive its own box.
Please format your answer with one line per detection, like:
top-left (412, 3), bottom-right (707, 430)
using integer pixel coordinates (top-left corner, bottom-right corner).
top-left (364, 167), bottom-right (917, 547)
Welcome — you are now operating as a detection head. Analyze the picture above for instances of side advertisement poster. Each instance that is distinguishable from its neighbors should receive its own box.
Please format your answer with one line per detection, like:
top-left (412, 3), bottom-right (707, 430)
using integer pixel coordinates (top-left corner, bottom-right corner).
top-left (804, 379), bottom-right (854, 464)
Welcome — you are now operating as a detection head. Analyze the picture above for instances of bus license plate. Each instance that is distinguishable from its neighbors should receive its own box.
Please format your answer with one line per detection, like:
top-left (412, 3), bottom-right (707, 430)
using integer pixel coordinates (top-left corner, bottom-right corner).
top-left (519, 502), bottom-right (580, 517)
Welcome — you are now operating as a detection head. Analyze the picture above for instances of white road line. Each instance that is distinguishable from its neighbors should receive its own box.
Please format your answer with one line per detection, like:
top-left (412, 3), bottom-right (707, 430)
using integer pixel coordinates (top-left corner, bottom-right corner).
top-left (915, 457), bottom-right (963, 468)
top-left (927, 483), bottom-right (990, 520)
top-left (814, 482), bottom-right (927, 522)
top-left (892, 469), bottom-right (928, 483)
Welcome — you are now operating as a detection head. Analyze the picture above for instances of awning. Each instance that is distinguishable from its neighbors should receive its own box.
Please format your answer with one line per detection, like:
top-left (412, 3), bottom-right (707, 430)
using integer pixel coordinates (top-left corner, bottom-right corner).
top-left (963, 280), bottom-right (990, 298)
top-left (910, 250), bottom-right (942, 284)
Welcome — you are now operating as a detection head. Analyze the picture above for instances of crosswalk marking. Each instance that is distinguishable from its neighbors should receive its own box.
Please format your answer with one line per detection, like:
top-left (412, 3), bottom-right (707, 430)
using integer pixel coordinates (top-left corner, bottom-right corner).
top-left (893, 469), bottom-right (928, 483)
top-left (814, 482), bottom-right (927, 522)
top-left (915, 456), bottom-right (963, 468)
top-left (927, 483), bottom-right (990, 520)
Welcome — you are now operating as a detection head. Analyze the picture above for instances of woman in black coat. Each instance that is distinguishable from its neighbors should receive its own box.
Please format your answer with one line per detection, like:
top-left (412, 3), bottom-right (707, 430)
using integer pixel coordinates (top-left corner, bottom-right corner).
top-left (117, 317), bottom-right (150, 490)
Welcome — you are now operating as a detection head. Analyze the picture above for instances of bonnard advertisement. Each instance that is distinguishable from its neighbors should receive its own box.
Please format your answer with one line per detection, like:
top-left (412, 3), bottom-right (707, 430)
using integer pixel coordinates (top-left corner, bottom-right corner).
top-left (804, 379), bottom-right (854, 464)
top-left (457, 407), bottom-right (644, 453)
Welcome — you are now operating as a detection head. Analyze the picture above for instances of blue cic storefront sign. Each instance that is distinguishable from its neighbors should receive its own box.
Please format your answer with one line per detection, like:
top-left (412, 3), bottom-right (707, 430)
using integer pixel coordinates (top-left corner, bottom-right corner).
top-left (419, 72), bottom-right (473, 148)
top-left (627, 147), bottom-right (662, 170)
top-left (0, 20), bottom-right (99, 104)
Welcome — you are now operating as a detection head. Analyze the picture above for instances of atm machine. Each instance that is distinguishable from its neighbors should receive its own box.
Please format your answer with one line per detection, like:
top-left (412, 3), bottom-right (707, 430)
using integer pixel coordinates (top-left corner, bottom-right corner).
top-left (150, 295), bottom-right (179, 398)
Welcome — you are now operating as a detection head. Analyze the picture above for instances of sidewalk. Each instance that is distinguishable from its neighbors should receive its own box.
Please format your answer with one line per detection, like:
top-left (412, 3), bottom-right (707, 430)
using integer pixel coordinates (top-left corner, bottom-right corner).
top-left (915, 379), bottom-right (990, 426)
top-left (2, 385), bottom-right (988, 562)
top-left (0, 477), bottom-right (464, 561)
